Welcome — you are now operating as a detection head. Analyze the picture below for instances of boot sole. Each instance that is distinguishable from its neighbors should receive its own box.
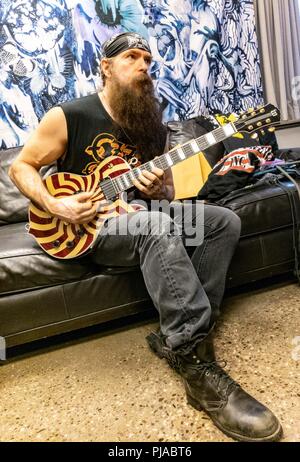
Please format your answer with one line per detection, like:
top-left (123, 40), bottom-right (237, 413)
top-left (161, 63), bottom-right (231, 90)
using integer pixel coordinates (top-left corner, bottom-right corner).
top-left (187, 393), bottom-right (283, 442)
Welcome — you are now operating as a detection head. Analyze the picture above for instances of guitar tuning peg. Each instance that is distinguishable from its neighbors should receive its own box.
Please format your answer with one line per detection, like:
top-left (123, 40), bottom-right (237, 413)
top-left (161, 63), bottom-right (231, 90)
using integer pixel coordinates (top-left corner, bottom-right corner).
top-left (268, 127), bottom-right (276, 132)
top-left (251, 133), bottom-right (258, 139)
top-left (248, 107), bottom-right (254, 112)
top-left (260, 108), bottom-right (265, 113)
top-left (260, 129), bottom-right (266, 135)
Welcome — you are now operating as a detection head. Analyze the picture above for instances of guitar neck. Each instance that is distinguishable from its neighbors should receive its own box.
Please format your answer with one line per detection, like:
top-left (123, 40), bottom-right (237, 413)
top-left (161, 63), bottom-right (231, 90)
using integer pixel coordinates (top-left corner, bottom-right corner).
top-left (103, 121), bottom-right (237, 199)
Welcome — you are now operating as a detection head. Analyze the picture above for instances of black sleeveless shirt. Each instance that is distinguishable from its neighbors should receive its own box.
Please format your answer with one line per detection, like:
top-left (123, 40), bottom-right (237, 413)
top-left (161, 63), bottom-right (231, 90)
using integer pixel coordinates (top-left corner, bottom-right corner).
top-left (58, 93), bottom-right (142, 174)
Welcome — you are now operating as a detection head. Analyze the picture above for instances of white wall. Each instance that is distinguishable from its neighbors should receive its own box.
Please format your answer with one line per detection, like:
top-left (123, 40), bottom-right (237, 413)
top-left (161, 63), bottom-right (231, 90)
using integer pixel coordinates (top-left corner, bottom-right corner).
top-left (275, 126), bottom-right (300, 149)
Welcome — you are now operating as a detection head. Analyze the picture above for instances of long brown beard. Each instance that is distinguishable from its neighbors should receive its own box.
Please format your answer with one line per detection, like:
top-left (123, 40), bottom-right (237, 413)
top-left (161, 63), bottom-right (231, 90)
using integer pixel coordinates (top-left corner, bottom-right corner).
top-left (107, 73), bottom-right (167, 162)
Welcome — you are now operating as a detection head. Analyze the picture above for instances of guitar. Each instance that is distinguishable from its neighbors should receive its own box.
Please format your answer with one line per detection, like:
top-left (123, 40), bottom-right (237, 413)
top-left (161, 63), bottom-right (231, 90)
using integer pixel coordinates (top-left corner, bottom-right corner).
top-left (28, 104), bottom-right (280, 259)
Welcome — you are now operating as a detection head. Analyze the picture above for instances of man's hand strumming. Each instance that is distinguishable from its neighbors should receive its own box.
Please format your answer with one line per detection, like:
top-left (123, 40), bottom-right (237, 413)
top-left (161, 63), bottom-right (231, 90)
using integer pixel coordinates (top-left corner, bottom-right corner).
top-left (47, 191), bottom-right (101, 224)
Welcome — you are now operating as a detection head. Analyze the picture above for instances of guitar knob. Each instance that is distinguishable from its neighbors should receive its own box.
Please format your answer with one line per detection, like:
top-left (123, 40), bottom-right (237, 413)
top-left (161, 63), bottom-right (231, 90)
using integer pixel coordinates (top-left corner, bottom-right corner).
top-left (53, 240), bottom-right (60, 248)
top-left (66, 240), bottom-right (75, 248)
top-left (77, 227), bottom-right (85, 237)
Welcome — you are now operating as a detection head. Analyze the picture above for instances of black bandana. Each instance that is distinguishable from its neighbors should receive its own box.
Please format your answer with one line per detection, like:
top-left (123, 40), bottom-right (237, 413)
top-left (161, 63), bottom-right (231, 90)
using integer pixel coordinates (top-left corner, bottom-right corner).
top-left (102, 32), bottom-right (151, 58)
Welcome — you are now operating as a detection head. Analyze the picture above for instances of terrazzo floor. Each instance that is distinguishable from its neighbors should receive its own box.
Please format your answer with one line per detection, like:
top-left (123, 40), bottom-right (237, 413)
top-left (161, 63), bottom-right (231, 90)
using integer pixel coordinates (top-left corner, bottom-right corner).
top-left (1, 279), bottom-right (300, 442)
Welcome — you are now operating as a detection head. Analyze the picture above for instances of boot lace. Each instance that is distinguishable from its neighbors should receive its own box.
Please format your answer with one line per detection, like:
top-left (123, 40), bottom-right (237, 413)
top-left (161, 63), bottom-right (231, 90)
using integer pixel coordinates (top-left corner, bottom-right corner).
top-left (186, 360), bottom-right (239, 397)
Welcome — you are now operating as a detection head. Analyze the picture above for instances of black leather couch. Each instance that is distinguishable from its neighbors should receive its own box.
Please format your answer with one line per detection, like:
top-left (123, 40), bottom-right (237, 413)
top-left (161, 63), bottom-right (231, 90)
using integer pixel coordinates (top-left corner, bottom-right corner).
top-left (1, 118), bottom-right (299, 350)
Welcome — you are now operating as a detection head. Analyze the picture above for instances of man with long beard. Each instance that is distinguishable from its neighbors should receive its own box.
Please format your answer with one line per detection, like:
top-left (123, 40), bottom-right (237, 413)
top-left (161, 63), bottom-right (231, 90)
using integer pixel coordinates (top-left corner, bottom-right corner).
top-left (9, 32), bottom-right (282, 442)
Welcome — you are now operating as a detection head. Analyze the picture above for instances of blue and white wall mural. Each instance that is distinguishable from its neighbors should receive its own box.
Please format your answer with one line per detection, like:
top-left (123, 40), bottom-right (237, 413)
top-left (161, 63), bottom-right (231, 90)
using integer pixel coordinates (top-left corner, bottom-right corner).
top-left (0, 0), bottom-right (263, 149)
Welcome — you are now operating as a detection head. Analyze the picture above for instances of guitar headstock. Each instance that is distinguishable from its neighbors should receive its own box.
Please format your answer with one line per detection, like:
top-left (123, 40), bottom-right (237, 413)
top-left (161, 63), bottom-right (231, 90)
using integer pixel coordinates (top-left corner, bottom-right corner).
top-left (235, 104), bottom-right (281, 139)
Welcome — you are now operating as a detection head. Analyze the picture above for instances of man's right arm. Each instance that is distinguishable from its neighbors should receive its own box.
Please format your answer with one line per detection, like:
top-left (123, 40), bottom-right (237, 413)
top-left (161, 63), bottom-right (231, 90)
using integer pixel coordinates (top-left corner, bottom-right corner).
top-left (9, 107), bottom-right (99, 224)
top-left (9, 107), bottom-right (68, 213)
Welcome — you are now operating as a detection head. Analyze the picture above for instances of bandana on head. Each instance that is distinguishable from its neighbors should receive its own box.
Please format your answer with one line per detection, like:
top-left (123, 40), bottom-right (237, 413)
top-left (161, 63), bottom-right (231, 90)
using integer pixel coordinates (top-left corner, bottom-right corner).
top-left (102, 32), bottom-right (151, 58)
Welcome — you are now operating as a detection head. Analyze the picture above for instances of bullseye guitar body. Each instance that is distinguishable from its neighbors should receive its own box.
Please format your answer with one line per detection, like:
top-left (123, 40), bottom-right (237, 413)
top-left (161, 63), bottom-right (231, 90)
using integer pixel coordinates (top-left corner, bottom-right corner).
top-left (28, 156), bottom-right (145, 259)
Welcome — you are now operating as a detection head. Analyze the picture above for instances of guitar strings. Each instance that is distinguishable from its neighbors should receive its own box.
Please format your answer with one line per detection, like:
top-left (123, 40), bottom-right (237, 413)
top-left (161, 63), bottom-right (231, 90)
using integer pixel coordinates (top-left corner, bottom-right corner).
top-left (104, 125), bottom-right (231, 198)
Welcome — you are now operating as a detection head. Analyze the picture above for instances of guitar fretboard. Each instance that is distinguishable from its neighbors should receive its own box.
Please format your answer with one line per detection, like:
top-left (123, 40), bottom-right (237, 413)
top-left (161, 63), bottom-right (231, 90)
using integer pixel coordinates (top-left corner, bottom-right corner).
top-left (102, 122), bottom-right (237, 200)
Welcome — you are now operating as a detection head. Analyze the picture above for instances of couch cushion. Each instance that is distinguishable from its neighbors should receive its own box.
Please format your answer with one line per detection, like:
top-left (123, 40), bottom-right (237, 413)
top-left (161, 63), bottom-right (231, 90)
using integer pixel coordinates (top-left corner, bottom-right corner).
top-left (0, 222), bottom-right (102, 295)
top-left (0, 147), bottom-right (29, 225)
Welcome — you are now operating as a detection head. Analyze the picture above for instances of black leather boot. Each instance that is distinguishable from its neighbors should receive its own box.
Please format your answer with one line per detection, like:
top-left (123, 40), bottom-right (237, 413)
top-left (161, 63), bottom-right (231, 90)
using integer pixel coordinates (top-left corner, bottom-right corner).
top-left (147, 330), bottom-right (282, 442)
